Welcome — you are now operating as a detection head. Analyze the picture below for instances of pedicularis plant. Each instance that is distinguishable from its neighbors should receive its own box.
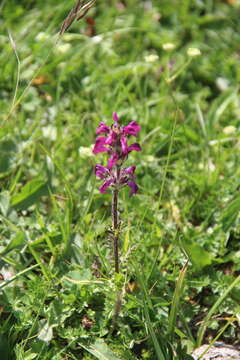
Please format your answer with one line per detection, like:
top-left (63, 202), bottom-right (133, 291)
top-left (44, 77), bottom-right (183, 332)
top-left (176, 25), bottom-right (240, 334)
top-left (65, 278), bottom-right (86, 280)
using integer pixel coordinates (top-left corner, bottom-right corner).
top-left (93, 112), bottom-right (141, 273)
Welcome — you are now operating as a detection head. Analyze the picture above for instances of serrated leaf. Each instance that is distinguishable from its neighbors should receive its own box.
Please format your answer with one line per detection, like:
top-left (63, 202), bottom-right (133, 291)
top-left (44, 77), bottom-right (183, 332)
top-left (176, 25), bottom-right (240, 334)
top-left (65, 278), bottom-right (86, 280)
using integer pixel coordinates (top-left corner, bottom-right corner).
top-left (11, 179), bottom-right (49, 210)
top-left (79, 339), bottom-right (122, 360)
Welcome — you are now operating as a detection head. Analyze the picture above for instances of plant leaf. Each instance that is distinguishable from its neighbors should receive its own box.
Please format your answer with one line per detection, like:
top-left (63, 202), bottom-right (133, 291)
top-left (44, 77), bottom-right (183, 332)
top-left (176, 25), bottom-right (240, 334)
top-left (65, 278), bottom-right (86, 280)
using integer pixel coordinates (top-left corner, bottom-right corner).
top-left (0, 232), bottom-right (26, 256)
top-left (182, 241), bottom-right (212, 269)
top-left (38, 321), bottom-right (53, 343)
top-left (220, 194), bottom-right (240, 232)
top-left (11, 179), bottom-right (49, 210)
top-left (0, 191), bottom-right (10, 216)
top-left (196, 275), bottom-right (240, 346)
top-left (79, 339), bottom-right (122, 360)
top-left (0, 139), bottom-right (17, 175)
top-left (168, 261), bottom-right (188, 340)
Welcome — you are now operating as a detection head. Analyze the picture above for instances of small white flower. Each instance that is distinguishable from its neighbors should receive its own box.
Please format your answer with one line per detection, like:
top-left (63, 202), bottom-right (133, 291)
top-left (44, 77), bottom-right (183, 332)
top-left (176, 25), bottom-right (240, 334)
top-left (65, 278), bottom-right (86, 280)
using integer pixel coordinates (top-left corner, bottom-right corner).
top-left (207, 227), bottom-right (214, 235)
top-left (187, 47), bottom-right (201, 57)
top-left (38, 322), bottom-right (53, 343)
top-left (144, 54), bottom-right (159, 63)
top-left (56, 43), bottom-right (71, 54)
top-left (91, 35), bottom-right (102, 44)
top-left (223, 125), bottom-right (236, 135)
top-left (79, 146), bottom-right (94, 158)
top-left (198, 159), bottom-right (215, 172)
top-left (1, 267), bottom-right (15, 281)
top-left (216, 77), bottom-right (229, 91)
top-left (42, 126), bottom-right (57, 141)
top-left (208, 160), bottom-right (216, 172)
top-left (36, 32), bottom-right (50, 42)
top-left (162, 43), bottom-right (175, 51)
top-left (82, 76), bottom-right (91, 86)
top-left (144, 155), bottom-right (156, 162)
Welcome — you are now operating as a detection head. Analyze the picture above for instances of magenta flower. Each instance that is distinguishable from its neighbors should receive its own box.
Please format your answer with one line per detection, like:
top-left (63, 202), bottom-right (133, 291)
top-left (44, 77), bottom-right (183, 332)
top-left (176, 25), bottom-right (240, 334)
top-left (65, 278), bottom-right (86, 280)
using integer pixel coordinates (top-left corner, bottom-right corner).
top-left (93, 114), bottom-right (141, 157)
top-left (95, 164), bottom-right (109, 179)
top-left (113, 111), bottom-right (119, 123)
top-left (95, 163), bottom-right (138, 194)
top-left (99, 179), bottom-right (114, 194)
top-left (96, 122), bottom-right (110, 135)
top-left (93, 112), bottom-right (141, 196)
top-left (93, 137), bottom-right (109, 154)
top-left (128, 143), bottom-right (141, 152)
top-left (123, 121), bottom-right (141, 136)
top-left (107, 153), bottom-right (118, 169)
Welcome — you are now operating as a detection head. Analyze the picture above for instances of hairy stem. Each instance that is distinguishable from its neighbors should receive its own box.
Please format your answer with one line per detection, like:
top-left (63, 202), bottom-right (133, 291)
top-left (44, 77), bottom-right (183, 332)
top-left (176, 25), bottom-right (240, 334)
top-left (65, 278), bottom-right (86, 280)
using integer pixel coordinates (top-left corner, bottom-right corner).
top-left (112, 188), bottom-right (119, 273)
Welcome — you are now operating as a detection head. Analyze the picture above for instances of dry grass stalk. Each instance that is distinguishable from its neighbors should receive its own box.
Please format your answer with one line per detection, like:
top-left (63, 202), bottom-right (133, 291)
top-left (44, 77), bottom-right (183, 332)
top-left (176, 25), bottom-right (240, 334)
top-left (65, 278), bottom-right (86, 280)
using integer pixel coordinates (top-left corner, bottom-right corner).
top-left (60, 0), bottom-right (97, 35)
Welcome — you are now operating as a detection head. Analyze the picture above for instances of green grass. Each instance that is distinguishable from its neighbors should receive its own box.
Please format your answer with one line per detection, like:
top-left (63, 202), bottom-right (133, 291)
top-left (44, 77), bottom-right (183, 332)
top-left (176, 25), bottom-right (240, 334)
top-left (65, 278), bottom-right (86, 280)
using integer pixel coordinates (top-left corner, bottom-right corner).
top-left (1, 0), bottom-right (240, 359)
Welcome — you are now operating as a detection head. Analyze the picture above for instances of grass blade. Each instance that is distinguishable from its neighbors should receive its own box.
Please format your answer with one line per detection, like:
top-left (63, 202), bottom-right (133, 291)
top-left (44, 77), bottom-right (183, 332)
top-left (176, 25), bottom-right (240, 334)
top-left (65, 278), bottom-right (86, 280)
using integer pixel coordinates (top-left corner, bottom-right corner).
top-left (8, 30), bottom-right (20, 111)
top-left (135, 265), bottom-right (166, 360)
top-left (168, 261), bottom-right (188, 340)
top-left (197, 318), bottom-right (235, 360)
top-left (0, 264), bottom-right (39, 290)
top-left (196, 275), bottom-right (240, 346)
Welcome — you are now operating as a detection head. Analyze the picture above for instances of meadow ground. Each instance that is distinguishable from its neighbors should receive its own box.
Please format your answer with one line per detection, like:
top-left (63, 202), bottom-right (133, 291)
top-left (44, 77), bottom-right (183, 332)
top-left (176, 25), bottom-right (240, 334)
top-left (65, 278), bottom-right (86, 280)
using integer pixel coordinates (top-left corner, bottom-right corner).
top-left (0, 1), bottom-right (240, 359)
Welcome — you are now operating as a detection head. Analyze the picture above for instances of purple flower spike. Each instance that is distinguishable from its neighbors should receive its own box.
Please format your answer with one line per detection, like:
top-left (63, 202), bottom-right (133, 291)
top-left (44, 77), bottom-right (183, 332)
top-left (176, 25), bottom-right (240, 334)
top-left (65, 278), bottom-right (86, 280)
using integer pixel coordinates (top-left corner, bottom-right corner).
top-left (93, 137), bottom-right (108, 154)
top-left (123, 121), bottom-right (141, 137)
top-left (95, 164), bottom-right (109, 179)
top-left (96, 122), bottom-right (110, 135)
top-left (92, 111), bottom-right (142, 273)
top-left (127, 180), bottom-right (138, 196)
top-left (107, 153), bottom-right (118, 169)
top-left (128, 143), bottom-right (141, 152)
top-left (112, 112), bottom-right (119, 123)
top-left (93, 112), bottom-right (141, 196)
top-left (99, 179), bottom-right (114, 193)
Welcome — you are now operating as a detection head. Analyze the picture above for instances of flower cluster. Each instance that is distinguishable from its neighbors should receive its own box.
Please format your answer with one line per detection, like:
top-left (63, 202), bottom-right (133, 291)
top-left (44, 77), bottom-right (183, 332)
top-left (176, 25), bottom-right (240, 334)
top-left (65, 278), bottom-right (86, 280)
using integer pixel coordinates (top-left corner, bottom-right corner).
top-left (93, 112), bottom-right (141, 195)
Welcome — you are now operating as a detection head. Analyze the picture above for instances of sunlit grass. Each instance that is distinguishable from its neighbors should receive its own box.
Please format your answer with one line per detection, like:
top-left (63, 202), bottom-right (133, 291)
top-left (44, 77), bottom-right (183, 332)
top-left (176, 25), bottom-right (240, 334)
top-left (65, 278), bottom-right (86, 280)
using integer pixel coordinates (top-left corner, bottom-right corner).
top-left (0, 0), bottom-right (240, 359)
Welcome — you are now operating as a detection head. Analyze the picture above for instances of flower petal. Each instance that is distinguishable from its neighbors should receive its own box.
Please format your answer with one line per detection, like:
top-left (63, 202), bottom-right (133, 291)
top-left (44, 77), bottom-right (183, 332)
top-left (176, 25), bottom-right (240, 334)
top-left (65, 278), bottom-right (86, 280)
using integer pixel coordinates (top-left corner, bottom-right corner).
top-left (107, 153), bottom-right (118, 168)
top-left (93, 137), bottom-right (108, 154)
top-left (123, 121), bottom-right (140, 136)
top-left (112, 112), bottom-right (119, 123)
top-left (128, 143), bottom-right (141, 152)
top-left (96, 122), bottom-right (110, 135)
top-left (127, 180), bottom-right (138, 196)
top-left (123, 165), bottom-right (136, 175)
top-left (95, 164), bottom-right (109, 179)
top-left (120, 136), bottom-right (128, 154)
top-left (99, 179), bottom-right (113, 193)
top-left (105, 130), bottom-right (117, 145)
